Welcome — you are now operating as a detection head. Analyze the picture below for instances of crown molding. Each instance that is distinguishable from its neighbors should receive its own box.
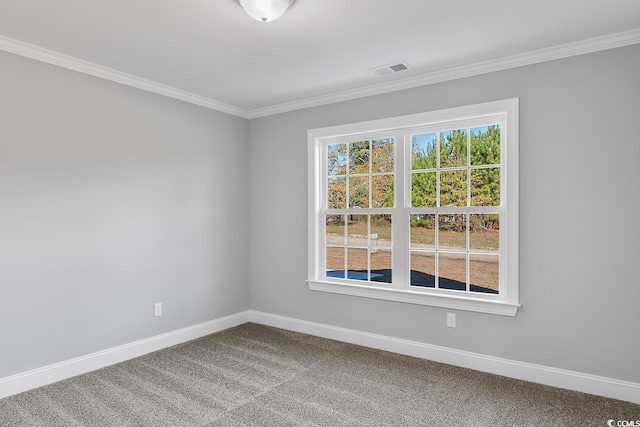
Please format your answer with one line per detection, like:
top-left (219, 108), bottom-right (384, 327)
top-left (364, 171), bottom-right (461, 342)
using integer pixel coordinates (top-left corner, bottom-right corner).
top-left (0, 34), bottom-right (250, 119)
top-left (2, 28), bottom-right (639, 120)
top-left (247, 28), bottom-right (640, 118)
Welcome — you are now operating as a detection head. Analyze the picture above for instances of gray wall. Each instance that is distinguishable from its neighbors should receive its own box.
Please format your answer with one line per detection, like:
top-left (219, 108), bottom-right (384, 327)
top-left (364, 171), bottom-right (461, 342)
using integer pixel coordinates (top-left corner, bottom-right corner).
top-left (2, 42), bottom-right (639, 385)
top-left (248, 44), bottom-right (640, 383)
top-left (0, 51), bottom-right (249, 378)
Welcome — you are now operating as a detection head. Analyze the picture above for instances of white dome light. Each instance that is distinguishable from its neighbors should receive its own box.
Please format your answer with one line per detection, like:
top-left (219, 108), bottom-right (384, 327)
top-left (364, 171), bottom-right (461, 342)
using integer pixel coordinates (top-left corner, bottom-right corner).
top-left (239, 0), bottom-right (295, 23)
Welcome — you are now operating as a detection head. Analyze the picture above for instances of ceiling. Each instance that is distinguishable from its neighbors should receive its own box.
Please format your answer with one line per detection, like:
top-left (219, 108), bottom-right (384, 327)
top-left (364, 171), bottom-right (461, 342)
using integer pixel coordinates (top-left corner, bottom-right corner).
top-left (1, 0), bottom-right (639, 117)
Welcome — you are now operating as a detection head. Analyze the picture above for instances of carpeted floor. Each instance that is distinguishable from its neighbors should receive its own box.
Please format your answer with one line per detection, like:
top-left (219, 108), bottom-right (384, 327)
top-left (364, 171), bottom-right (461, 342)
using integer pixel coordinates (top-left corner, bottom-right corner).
top-left (1, 323), bottom-right (637, 426)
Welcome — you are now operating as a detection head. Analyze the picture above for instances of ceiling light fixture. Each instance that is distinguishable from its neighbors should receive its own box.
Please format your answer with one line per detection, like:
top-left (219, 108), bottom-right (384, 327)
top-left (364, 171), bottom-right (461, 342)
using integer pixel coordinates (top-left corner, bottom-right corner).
top-left (239, 0), bottom-right (295, 23)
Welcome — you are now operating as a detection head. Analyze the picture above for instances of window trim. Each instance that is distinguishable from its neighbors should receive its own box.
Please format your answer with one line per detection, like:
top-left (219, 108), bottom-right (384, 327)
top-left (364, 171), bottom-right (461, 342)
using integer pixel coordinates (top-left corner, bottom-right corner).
top-left (307, 99), bottom-right (520, 316)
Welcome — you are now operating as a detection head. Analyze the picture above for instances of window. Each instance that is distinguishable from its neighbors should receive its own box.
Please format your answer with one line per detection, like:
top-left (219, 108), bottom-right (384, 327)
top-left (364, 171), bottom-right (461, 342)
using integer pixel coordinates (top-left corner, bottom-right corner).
top-left (307, 99), bottom-right (519, 316)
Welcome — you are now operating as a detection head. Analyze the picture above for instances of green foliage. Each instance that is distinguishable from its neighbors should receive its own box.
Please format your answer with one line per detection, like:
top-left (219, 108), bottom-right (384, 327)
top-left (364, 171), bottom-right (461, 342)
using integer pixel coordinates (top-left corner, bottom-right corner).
top-left (327, 127), bottom-right (500, 230)
top-left (411, 172), bottom-right (436, 207)
top-left (440, 170), bottom-right (467, 207)
top-left (469, 125), bottom-right (500, 206)
top-left (440, 129), bottom-right (467, 167)
top-left (349, 141), bottom-right (370, 174)
top-left (327, 177), bottom-right (346, 209)
top-left (327, 140), bottom-right (395, 209)
top-left (410, 214), bottom-right (434, 228)
top-left (372, 175), bottom-right (394, 208)
top-left (348, 176), bottom-right (368, 208)
top-left (412, 135), bottom-right (437, 170)
top-left (470, 125), bottom-right (500, 165)
top-left (327, 144), bottom-right (347, 175)
top-left (372, 139), bottom-right (394, 172)
top-left (410, 126), bottom-right (501, 211)
top-left (470, 168), bottom-right (500, 206)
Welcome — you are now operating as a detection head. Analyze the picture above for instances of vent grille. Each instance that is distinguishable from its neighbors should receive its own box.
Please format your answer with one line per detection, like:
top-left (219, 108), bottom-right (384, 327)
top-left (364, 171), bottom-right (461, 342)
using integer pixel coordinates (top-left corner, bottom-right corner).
top-left (371, 61), bottom-right (410, 77)
top-left (389, 63), bottom-right (408, 72)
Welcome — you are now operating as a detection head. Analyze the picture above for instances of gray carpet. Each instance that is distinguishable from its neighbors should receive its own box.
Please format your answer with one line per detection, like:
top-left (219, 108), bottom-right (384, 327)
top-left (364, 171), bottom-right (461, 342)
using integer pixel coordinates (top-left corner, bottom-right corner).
top-left (1, 323), bottom-right (637, 426)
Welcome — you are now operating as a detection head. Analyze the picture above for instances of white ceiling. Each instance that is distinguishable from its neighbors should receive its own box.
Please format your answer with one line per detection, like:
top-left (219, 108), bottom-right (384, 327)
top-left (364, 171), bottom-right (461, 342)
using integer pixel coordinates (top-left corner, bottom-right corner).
top-left (1, 0), bottom-right (639, 116)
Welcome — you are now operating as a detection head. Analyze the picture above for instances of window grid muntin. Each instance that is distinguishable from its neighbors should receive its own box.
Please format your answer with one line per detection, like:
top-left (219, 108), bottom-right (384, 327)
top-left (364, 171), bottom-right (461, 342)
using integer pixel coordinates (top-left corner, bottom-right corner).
top-left (410, 127), bottom-right (501, 209)
top-left (317, 107), bottom-right (510, 302)
top-left (406, 121), bottom-right (503, 295)
top-left (323, 134), bottom-right (396, 285)
top-left (325, 137), bottom-right (395, 210)
top-left (408, 208), bottom-right (502, 293)
top-left (323, 212), bottom-right (394, 285)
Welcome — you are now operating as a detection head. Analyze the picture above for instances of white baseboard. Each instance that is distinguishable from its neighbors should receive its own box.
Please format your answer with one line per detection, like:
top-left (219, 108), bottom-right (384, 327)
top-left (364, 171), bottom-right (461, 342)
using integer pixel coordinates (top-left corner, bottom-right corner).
top-left (3, 309), bottom-right (638, 405)
top-left (0, 310), bottom-right (250, 400)
top-left (248, 310), bottom-right (640, 404)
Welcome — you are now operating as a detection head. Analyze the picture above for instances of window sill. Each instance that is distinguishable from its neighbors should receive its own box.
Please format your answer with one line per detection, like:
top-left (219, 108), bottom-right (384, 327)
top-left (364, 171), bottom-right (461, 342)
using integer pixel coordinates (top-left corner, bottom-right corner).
top-left (306, 279), bottom-right (520, 316)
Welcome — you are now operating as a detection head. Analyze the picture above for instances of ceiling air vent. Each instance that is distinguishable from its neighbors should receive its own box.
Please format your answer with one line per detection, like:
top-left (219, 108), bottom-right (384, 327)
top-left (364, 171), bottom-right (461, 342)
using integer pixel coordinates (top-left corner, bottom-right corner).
top-left (371, 61), bottom-right (410, 77)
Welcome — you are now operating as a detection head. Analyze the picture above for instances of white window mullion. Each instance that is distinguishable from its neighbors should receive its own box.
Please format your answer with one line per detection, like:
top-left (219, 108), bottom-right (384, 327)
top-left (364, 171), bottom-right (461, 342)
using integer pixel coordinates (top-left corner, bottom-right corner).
top-left (403, 130), bottom-right (412, 290)
top-left (435, 213), bottom-right (440, 289)
top-left (392, 132), bottom-right (405, 289)
top-left (436, 131), bottom-right (441, 208)
top-left (345, 143), bottom-right (351, 209)
top-left (466, 213), bottom-right (470, 292)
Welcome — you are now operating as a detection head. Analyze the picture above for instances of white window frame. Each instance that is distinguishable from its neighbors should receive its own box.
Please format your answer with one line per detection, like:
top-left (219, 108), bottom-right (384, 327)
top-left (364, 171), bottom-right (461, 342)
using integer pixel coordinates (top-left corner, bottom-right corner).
top-left (307, 99), bottom-right (520, 316)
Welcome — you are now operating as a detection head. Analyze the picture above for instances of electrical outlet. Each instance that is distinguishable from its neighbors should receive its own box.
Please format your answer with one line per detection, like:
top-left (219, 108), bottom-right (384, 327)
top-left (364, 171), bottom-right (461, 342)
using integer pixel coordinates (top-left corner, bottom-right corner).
top-left (154, 303), bottom-right (162, 317)
top-left (447, 312), bottom-right (456, 328)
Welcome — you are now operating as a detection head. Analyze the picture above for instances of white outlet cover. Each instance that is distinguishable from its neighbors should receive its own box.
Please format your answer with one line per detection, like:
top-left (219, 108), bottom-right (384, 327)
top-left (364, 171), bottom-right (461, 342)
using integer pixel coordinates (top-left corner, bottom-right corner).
top-left (447, 312), bottom-right (456, 328)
